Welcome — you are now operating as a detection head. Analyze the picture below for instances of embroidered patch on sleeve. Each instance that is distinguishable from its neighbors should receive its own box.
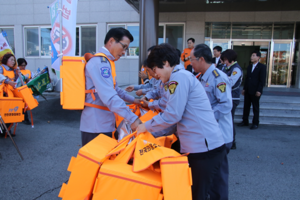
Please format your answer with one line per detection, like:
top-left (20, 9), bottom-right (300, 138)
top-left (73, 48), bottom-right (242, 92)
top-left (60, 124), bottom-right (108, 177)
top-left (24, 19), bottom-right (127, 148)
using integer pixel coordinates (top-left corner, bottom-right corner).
top-left (217, 82), bottom-right (226, 93)
top-left (101, 67), bottom-right (111, 78)
top-left (232, 71), bottom-right (237, 75)
top-left (168, 81), bottom-right (178, 94)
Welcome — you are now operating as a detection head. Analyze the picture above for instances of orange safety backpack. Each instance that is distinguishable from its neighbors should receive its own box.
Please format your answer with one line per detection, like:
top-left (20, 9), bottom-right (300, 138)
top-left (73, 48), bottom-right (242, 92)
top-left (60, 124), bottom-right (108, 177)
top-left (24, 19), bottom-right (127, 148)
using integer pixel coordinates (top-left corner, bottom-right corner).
top-left (60, 53), bottom-right (116, 111)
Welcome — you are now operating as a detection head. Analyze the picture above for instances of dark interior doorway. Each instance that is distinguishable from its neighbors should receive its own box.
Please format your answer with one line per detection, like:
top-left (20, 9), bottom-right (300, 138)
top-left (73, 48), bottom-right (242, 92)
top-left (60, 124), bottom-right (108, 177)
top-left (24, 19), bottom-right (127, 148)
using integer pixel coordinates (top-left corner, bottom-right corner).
top-left (233, 43), bottom-right (269, 85)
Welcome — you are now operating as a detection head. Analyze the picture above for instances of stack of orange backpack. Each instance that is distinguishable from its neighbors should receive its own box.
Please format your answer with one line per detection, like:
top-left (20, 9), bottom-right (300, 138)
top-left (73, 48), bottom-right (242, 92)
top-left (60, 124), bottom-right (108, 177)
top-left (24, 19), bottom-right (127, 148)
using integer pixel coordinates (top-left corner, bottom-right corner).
top-left (0, 81), bottom-right (38, 136)
top-left (58, 109), bottom-right (193, 200)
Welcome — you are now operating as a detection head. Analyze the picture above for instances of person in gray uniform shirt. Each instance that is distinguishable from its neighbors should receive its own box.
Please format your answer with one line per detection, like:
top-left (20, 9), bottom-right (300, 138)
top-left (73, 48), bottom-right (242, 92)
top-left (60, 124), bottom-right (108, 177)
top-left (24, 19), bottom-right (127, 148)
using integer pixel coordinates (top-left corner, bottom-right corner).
top-left (137, 43), bottom-right (226, 200)
top-left (125, 76), bottom-right (160, 96)
top-left (190, 44), bottom-right (233, 200)
top-left (80, 28), bottom-right (141, 146)
top-left (141, 59), bottom-right (185, 152)
top-left (221, 49), bottom-right (243, 150)
top-left (141, 57), bottom-right (185, 113)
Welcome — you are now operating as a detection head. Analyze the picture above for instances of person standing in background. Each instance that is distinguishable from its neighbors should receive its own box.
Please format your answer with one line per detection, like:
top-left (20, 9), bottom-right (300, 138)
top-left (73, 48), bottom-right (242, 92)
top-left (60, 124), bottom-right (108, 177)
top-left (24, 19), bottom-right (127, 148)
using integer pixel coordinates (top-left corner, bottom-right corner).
top-left (17, 58), bottom-right (33, 125)
top-left (139, 46), bottom-right (155, 84)
top-left (18, 58), bottom-right (33, 84)
top-left (238, 51), bottom-right (266, 130)
top-left (221, 50), bottom-right (243, 150)
top-left (181, 38), bottom-right (195, 73)
top-left (212, 46), bottom-right (223, 70)
top-left (191, 44), bottom-right (233, 200)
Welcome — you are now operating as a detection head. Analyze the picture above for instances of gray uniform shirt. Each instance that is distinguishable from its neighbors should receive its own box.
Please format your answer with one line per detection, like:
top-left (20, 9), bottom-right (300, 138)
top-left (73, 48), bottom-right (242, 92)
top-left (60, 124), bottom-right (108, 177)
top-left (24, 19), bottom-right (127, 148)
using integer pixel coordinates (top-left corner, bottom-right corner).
top-left (146, 64), bottom-right (185, 111)
top-left (145, 67), bottom-right (224, 153)
top-left (80, 47), bottom-right (138, 133)
top-left (134, 78), bottom-right (160, 95)
top-left (199, 65), bottom-right (233, 144)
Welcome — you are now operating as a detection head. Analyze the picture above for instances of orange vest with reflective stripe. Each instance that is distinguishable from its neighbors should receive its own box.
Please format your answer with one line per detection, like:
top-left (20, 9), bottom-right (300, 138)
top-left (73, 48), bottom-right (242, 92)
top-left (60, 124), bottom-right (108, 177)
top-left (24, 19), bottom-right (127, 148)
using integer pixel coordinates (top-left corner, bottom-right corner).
top-left (83, 53), bottom-right (116, 111)
top-left (20, 69), bottom-right (31, 79)
top-left (1, 65), bottom-right (15, 81)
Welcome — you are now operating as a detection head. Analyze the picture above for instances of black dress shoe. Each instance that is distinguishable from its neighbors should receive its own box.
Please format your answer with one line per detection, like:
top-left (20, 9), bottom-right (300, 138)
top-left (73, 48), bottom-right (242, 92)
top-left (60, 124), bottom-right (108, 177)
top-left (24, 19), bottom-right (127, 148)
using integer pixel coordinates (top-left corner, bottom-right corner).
top-left (231, 142), bottom-right (236, 150)
top-left (237, 121), bottom-right (249, 126)
top-left (250, 125), bottom-right (258, 130)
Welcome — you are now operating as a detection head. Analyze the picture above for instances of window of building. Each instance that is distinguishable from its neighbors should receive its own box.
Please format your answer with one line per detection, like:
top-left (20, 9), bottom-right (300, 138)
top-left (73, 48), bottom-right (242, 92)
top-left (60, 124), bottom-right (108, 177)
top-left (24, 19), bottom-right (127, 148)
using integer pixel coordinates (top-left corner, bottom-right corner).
top-left (205, 23), bottom-right (211, 39)
top-left (108, 24), bottom-right (139, 57)
top-left (25, 25), bottom-right (97, 57)
top-left (75, 25), bottom-right (97, 56)
top-left (158, 25), bottom-right (164, 44)
top-left (206, 22), bottom-right (294, 40)
top-left (232, 23), bottom-right (272, 39)
top-left (0, 27), bottom-right (15, 53)
top-left (41, 28), bottom-right (52, 56)
top-left (25, 27), bottom-right (40, 57)
top-left (211, 23), bottom-right (230, 39)
top-left (158, 23), bottom-right (185, 52)
top-left (107, 23), bottom-right (184, 56)
top-left (25, 26), bottom-right (51, 57)
top-left (273, 23), bottom-right (294, 40)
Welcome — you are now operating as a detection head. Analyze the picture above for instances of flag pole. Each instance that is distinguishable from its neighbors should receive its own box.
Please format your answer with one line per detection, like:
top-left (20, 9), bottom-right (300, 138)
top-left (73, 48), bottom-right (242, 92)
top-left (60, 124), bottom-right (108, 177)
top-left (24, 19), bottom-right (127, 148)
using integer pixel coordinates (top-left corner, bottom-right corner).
top-left (59, 0), bottom-right (63, 63)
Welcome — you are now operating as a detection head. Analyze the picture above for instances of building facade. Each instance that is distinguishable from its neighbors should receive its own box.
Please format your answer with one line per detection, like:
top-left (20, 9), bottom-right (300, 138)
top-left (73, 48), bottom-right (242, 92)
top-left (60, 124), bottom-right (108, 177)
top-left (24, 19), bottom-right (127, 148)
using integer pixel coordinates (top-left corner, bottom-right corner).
top-left (1, 0), bottom-right (300, 88)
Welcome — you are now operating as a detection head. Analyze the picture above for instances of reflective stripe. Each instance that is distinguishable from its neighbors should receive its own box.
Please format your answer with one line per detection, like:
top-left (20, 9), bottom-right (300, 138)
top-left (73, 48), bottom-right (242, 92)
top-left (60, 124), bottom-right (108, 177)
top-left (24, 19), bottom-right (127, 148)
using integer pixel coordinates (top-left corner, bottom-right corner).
top-left (84, 102), bottom-right (110, 111)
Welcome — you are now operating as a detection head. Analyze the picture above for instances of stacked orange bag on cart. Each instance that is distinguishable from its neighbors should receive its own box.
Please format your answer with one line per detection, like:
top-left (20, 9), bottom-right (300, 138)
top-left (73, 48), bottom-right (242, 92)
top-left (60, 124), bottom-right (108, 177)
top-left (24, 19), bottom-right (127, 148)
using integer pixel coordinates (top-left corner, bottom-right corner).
top-left (58, 108), bottom-right (192, 200)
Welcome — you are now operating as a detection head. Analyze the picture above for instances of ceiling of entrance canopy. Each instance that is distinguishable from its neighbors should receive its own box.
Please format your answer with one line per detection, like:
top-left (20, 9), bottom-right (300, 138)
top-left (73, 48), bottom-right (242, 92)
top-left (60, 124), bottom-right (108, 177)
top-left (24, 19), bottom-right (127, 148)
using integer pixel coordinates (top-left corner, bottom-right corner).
top-left (125, 0), bottom-right (300, 12)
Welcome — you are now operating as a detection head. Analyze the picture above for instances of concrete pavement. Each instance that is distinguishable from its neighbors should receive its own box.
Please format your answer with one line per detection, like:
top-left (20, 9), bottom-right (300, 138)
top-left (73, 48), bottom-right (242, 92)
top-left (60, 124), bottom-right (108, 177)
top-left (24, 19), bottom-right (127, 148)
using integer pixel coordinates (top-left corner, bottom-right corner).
top-left (0, 97), bottom-right (299, 200)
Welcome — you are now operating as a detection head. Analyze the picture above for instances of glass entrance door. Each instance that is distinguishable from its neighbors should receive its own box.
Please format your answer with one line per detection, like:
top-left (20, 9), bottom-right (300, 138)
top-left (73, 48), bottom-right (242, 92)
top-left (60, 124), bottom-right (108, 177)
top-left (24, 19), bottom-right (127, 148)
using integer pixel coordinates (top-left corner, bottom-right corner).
top-left (269, 42), bottom-right (292, 87)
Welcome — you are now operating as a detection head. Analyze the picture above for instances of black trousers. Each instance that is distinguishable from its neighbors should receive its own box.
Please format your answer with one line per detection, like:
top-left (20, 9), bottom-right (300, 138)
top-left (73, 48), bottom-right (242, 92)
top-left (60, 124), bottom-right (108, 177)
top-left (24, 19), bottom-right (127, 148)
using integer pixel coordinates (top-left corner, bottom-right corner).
top-left (231, 100), bottom-right (240, 144)
top-left (242, 92), bottom-right (261, 125)
top-left (188, 145), bottom-right (226, 200)
top-left (209, 142), bottom-right (232, 200)
top-left (81, 131), bottom-right (112, 146)
top-left (24, 111), bottom-right (30, 122)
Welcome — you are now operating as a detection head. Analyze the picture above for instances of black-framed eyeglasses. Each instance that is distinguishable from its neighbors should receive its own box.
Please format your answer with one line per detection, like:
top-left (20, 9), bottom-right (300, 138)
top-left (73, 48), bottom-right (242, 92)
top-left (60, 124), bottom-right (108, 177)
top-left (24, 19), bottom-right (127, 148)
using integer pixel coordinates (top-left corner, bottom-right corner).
top-left (20, 64), bottom-right (27, 67)
top-left (118, 41), bottom-right (128, 51)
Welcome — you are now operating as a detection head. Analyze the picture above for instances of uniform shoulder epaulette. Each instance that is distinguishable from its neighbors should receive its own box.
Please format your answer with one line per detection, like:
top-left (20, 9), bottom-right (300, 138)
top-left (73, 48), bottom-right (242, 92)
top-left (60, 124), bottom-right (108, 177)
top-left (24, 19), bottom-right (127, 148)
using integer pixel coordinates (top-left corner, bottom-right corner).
top-left (172, 68), bottom-right (180, 73)
top-left (212, 69), bottom-right (220, 78)
top-left (101, 56), bottom-right (108, 63)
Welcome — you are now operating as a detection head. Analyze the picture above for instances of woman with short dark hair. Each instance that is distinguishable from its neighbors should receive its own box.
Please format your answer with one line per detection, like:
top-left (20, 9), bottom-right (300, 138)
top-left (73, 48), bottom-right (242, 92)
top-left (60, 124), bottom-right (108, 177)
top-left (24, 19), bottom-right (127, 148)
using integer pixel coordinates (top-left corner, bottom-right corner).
top-left (0, 53), bottom-right (18, 88)
top-left (221, 49), bottom-right (243, 149)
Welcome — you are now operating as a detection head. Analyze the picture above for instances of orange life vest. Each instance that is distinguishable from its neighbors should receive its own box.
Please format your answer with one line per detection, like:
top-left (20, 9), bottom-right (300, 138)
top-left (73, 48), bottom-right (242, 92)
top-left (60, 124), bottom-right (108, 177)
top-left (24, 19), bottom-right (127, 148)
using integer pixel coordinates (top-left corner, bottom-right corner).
top-left (140, 65), bottom-right (153, 84)
top-left (20, 69), bottom-right (31, 79)
top-left (83, 53), bottom-right (116, 111)
top-left (181, 48), bottom-right (193, 69)
top-left (1, 65), bottom-right (15, 81)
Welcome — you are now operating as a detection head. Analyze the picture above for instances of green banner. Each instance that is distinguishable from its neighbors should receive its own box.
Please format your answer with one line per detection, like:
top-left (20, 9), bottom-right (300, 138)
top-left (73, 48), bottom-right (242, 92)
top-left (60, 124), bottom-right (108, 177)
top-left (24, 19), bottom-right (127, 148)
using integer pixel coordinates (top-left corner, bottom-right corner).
top-left (27, 73), bottom-right (51, 96)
